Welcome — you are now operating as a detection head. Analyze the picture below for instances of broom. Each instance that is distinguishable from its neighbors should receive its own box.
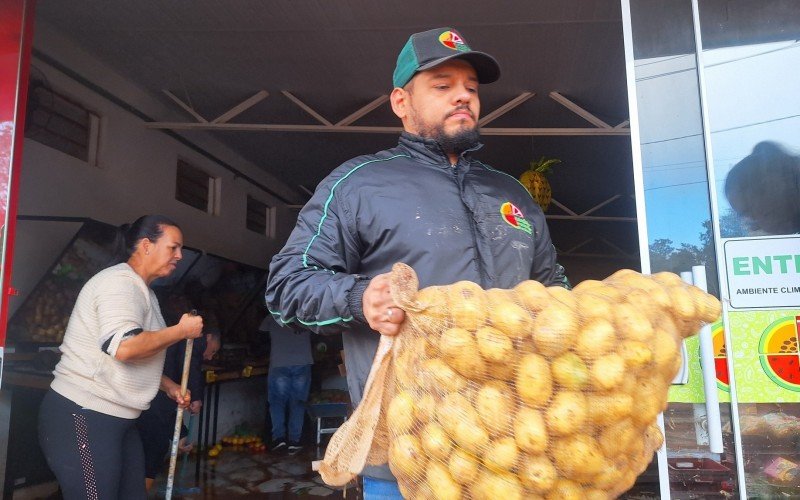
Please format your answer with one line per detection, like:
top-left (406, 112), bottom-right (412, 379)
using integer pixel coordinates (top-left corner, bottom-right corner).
top-left (165, 324), bottom-right (195, 500)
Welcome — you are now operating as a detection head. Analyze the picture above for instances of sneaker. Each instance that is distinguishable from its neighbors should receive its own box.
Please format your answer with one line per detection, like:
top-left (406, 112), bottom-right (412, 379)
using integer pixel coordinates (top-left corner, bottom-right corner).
top-left (269, 439), bottom-right (287, 452)
top-left (287, 441), bottom-right (303, 454)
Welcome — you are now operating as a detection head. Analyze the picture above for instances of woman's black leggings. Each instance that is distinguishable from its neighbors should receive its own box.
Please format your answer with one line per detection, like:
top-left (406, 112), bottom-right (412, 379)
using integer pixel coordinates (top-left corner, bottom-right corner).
top-left (38, 389), bottom-right (146, 500)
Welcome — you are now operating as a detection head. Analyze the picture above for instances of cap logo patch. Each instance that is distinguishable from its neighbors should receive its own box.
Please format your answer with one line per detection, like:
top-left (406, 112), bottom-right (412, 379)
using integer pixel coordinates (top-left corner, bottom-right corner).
top-left (438, 31), bottom-right (470, 52)
top-left (501, 202), bottom-right (532, 234)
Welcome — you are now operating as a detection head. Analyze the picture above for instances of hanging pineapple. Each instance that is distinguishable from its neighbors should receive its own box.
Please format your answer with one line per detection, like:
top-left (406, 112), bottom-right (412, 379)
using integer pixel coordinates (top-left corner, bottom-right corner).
top-left (519, 156), bottom-right (560, 211)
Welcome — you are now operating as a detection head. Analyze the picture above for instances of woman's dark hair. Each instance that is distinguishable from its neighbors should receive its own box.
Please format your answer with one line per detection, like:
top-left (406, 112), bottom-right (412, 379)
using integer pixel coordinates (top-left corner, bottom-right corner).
top-left (113, 215), bottom-right (180, 263)
top-left (725, 141), bottom-right (800, 234)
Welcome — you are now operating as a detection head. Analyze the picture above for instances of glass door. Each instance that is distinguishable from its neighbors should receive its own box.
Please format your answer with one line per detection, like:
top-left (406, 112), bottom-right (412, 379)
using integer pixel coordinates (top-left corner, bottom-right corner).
top-left (694, 1), bottom-right (800, 497)
top-left (621, 0), bottom-right (738, 497)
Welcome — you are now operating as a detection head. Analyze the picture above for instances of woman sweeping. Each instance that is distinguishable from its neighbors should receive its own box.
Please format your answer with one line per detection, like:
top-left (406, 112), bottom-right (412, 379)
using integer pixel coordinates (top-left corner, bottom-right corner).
top-left (38, 215), bottom-right (203, 499)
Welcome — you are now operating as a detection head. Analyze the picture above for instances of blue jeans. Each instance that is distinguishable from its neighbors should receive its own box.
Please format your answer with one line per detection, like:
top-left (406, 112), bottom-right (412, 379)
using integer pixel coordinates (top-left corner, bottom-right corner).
top-left (268, 364), bottom-right (311, 442)
top-left (363, 477), bottom-right (402, 500)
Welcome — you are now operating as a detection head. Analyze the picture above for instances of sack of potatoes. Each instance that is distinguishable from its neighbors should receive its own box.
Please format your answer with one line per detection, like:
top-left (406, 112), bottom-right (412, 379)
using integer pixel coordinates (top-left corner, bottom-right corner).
top-left (381, 263), bottom-right (720, 500)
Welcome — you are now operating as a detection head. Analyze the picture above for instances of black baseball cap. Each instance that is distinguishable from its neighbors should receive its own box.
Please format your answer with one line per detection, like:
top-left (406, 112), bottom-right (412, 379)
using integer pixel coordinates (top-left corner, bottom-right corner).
top-left (392, 27), bottom-right (501, 88)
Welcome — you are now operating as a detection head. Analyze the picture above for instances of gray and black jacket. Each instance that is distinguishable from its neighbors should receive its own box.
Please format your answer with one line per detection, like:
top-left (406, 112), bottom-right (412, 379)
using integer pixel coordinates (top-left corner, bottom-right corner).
top-left (266, 132), bottom-right (567, 479)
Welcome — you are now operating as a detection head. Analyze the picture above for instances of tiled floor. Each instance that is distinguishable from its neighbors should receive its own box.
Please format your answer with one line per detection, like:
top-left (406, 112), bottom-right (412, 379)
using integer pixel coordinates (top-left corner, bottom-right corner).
top-left (149, 445), bottom-right (360, 499)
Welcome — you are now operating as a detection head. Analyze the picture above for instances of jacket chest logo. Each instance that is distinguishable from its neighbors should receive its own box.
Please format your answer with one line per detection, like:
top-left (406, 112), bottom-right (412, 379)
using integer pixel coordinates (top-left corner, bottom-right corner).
top-left (500, 202), bottom-right (532, 235)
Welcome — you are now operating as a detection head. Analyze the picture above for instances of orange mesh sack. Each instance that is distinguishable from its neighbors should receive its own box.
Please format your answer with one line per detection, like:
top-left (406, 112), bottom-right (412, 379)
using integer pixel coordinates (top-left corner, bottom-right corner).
top-left (315, 263), bottom-right (722, 499)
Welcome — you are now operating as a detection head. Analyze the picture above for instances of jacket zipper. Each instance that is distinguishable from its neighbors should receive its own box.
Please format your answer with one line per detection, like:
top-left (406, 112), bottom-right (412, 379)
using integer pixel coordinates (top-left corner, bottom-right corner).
top-left (452, 160), bottom-right (483, 283)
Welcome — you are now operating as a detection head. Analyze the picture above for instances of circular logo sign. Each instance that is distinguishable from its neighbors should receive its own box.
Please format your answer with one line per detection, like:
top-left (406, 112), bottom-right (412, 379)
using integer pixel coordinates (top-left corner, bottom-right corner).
top-left (759, 316), bottom-right (800, 392)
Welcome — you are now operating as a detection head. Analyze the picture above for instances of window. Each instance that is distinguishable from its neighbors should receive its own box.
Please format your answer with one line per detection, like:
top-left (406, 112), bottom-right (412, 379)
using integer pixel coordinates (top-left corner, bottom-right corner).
top-left (246, 195), bottom-right (275, 237)
top-left (25, 84), bottom-right (100, 164)
top-left (175, 159), bottom-right (219, 213)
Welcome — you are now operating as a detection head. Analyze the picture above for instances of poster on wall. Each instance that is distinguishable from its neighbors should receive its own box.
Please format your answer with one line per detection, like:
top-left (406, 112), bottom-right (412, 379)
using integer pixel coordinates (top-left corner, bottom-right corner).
top-left (669, 320), bottom-right (731, 403)
top-left (725, 310), bottom-right (800, 403)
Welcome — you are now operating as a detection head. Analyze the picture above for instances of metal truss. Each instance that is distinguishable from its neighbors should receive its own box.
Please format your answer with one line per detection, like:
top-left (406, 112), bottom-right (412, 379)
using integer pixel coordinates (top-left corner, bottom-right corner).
top-left (148, 90), bottom-right (630, 136)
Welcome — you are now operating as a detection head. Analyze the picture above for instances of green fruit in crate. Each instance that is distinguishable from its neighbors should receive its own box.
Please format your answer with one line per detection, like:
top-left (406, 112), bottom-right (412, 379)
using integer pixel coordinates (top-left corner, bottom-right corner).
top-left (519, 156), bottom-right (560, 211)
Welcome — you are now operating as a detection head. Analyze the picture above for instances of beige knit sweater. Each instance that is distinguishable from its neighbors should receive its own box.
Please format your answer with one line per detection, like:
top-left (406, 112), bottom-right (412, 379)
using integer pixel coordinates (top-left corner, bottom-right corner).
top-left (51, 263), bottom-right (167, 419)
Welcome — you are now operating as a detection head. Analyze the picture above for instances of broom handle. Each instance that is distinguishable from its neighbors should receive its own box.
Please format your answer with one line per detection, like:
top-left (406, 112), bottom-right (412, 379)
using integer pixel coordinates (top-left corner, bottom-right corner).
top-left (165, 328), bottom-right (195, 499)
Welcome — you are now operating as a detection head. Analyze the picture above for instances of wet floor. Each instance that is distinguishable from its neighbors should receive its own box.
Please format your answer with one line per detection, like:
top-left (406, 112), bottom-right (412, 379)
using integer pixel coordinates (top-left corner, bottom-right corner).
top-left (149, 445), bottom-right (360, 499)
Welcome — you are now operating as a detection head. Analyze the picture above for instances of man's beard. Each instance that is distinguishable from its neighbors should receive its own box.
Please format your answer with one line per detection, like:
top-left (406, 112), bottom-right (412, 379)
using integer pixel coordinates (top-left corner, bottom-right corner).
top-left (436, 125), bottom-right (481, 156)
top-left (418, 121), bottom-right (481, 156)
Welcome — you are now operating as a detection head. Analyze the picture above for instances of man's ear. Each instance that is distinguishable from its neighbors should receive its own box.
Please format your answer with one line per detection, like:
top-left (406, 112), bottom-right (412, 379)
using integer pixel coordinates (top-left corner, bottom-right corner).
top-left (390, 87), bottom-right (408, 120)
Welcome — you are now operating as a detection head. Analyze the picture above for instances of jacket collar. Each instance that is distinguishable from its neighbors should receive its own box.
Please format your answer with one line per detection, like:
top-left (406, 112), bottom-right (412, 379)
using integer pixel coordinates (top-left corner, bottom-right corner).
top-left (397, 131), bottom-right (484, 167)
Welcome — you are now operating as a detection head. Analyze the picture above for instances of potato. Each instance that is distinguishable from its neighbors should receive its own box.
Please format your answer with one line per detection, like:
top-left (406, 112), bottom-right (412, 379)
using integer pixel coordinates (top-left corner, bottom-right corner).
top-left (516, 354), bottom-right (553, 407)
top-left (452, 418), bottom-right (490, 455)
top-left (519, 454), bottom-right (557, 494)
top-left (421, 358), bottom-right (467, 393)
top-left (668, 284), bottom-right (696, 319)
top-left (448, 448), bottom-right (480, 485)
top-left (475, 326), bottom-right (514, 363)
top-left (624, 288), bottom-right (663, 322)
top-left (447, 280), bottom-right (487, 330)
top-left (572, 279), bottom-right (604, 293)
top-left (475, 381), bottom-right (514, 437)
top-left (397, 481), bottom-right (418, 500)
top-left (447, 348), bottom-right (488, 380)
top-left (484, 436), bottom-right (519, 471)
top-left (471, 471), bottom-right (523, 500)
top-left (585, 283), bottom-right (624, 302)
top-left (590, 353), bottom-right (626, 391)
top-left (420, 422), bottom-right (452, 461)
top-left (651, 328), bottom-right (681, 379)
top-left (415, 284), bottom-right (448, 313)
top-left (387, 391), bottom-right (416, 433)
top-left (618, 340), bottom-right (653, 370)
top-left (631, 379), bottom-right (669, 426)
top-left (585, 488), bottom-right (611, 500)
top-left (487, 289), bottom-right (534, 339)
top-left (577, 292), bottom-right (613, 320)
top-left (394, 352), bottom-right (416, 389)
top-left (687, 285), bottom-right (722, 323)
top-left (389, 434), bottom-right (426, 479)
top-left (598, 418), bottom-right (637, 456)
top-left (614, 303), bottom-right (654, 342)
top-left (547, 285), bottom-right (577, 310)
top-left (438, 393), bottom-right (478, 431)
top-left (597, 387), bottom-right (641, 422)
top-left (513, 280), bottom-right (550, 312)
top-left (575, 317), bottom-right (616, 360)
top-left (546, 479), bottom-right (584, 500)
top-left (651, 271), bottom-right (684, 287)
top-left (608, 268), bottom-right (639, 281)
top-left (552, 435), bottom-right (605, 484)
top-left (439, 327), bottom-right (474, 359)
top-left (414, 393), bottom-right (437, 425)
top-left (532, 303), bottom-right (578, 356)
top-left (426, 461), bottom-right (462, 500)
top-left (487, 360), bottom-right (516, 380)
top-left (594, 456), bottom-right (630, 489)
top-left (551, 352), bottom-right (590, 390)
top-left (514, 407), bottom-right (548, 453)
top-left (545, 391), bottom-right (587, 436)
top-left (644, 422), bottom-right (665, 454)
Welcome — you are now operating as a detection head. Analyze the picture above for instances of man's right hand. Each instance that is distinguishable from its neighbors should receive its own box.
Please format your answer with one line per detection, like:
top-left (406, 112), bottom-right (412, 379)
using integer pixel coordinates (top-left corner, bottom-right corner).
top-left (362, 273), bottom-right (406, 336)
top-left (178, 313), bottom-right (204, 339)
